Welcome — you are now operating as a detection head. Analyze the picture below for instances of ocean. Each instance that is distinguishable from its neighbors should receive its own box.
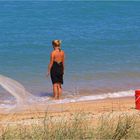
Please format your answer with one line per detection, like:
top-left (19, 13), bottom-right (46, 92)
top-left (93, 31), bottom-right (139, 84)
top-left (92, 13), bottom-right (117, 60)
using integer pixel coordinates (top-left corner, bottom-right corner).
top-left (0, 1), bottom-right (140, 105)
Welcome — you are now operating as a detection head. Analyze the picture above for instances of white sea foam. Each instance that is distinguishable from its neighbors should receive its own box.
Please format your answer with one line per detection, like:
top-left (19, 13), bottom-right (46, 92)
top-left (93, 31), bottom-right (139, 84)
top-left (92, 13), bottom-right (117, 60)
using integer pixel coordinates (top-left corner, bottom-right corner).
top-left (20, 90), bottom-right (133, 105)
top-left (45, 90), bottom-right (134, 104)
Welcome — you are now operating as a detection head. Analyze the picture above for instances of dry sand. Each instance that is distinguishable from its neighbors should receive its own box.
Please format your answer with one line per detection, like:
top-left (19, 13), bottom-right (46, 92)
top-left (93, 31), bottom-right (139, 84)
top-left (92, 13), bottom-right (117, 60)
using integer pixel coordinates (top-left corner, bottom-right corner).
top-left (0, 96), bottom-right (138, 124)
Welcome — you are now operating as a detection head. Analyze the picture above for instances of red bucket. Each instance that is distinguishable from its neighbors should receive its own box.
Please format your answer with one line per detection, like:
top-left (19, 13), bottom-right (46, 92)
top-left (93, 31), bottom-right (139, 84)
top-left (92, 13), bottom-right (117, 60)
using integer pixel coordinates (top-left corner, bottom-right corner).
top-left (135, 90), bottom-right (140, 110)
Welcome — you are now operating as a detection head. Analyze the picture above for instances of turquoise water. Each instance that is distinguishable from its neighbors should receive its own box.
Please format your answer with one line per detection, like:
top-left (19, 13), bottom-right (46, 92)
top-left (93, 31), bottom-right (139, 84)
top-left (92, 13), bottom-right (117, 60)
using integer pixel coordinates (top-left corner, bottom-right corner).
top-left (0, 1), bottom-right (140, 99)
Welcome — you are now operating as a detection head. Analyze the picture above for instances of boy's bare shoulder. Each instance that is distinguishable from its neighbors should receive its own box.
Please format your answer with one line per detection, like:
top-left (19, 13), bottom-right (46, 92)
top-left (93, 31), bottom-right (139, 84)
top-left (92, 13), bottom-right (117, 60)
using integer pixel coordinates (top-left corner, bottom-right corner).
top-left (51, 50), bottom-right (56, 54)
top-left (50, 50), bottom-right (55, 56)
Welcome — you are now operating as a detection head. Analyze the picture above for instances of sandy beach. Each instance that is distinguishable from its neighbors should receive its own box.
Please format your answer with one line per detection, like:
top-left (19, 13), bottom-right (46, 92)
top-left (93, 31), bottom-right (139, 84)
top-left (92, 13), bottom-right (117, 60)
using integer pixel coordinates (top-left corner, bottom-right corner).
top-left (1, 96), bottom-right (140, 140)
top-left (0, 96), bottom-right (137, 123)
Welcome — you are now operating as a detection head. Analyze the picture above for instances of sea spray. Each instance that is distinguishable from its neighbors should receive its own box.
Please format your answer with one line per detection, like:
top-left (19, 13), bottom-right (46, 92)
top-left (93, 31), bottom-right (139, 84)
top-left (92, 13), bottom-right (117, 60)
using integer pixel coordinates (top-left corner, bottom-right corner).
top-left (0, 74), bottom-right (64, 113)
top-left (0, 74), bottom-right (34, 104)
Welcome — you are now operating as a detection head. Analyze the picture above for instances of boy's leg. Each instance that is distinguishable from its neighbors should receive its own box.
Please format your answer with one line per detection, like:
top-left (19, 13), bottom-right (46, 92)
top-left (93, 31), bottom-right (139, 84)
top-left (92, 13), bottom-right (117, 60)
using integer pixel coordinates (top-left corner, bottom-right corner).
top-left (57, 83), bottom-right (62, 99)
top-left (53, 83), bottom-right (58, 99)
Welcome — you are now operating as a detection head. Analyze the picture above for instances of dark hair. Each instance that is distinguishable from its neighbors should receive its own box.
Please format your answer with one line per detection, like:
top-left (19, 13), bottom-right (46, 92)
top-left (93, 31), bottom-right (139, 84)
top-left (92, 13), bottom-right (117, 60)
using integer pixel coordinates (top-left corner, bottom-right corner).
top-left (52, 40), bottom-right (61, 47)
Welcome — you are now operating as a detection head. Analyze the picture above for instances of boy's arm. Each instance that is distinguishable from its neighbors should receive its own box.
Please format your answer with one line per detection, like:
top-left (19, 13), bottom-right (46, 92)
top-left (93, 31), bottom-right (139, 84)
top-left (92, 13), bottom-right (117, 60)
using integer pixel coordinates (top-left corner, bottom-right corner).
top-left (47, 52), bottom-right (54, 76)
top-left (62, 52), bottom-right (65, 74)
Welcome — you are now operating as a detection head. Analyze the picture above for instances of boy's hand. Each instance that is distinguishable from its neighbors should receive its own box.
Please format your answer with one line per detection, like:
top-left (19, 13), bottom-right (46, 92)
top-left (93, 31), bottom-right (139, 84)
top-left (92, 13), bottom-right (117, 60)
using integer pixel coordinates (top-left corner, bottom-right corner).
top-left (46, 72), bottom-right (50, 78)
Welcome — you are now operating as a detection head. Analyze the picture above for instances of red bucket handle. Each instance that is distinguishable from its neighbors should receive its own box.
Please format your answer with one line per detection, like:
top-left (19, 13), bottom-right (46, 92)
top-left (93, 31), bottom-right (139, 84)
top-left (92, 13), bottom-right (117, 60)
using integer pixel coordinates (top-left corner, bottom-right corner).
top-left (135, 96), bottom-right (140, 102)
top-left (135, 90), bottom-right (140, 102)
